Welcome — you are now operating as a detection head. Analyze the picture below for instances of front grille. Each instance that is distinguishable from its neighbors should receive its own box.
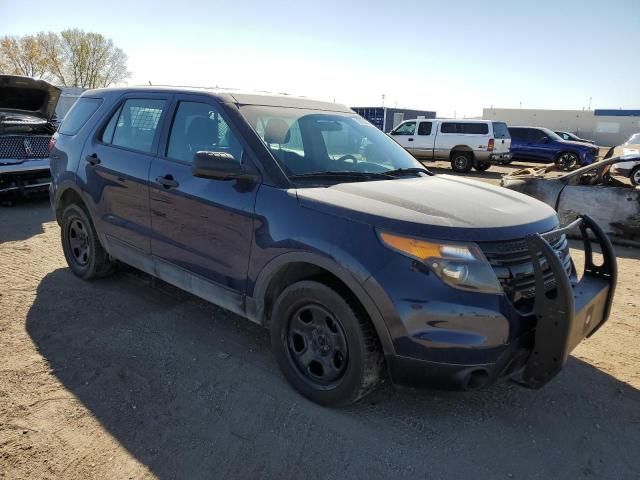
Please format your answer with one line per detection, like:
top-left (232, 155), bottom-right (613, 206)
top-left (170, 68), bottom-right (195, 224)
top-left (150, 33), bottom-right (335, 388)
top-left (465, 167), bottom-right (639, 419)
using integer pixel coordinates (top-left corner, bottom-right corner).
top-left (0, 135), bottom-right (51, 159)
top-left (480, 233), bottom-right (572, 307)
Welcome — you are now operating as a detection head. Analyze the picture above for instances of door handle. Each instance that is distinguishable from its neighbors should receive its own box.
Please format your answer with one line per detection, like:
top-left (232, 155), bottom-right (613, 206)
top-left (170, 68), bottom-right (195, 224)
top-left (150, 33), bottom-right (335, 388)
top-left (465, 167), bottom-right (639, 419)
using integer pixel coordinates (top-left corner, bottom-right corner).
top-left (85, 153), bottom-right (101, 165)
top-left (408, 138), bottom-right (414, 142)
top-left (156, 175), bottom-right (179, 189)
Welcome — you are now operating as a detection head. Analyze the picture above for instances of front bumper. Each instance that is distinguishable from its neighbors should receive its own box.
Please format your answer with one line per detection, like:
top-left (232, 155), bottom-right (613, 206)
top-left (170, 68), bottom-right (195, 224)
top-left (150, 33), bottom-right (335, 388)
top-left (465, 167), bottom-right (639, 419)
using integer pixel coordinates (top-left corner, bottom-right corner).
top-left (0, 158), bottom-right (51, 195)
top-left (376, 215), bottom-right (616, 391)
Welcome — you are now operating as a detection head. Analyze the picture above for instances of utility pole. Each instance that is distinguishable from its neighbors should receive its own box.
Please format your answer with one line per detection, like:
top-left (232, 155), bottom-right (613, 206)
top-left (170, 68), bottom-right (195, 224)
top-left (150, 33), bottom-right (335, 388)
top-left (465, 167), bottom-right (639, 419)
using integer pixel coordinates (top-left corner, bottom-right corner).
top-left (588, 96), bottom-right (592, 110)
top-left (381, 94), bottom-right (386, 107)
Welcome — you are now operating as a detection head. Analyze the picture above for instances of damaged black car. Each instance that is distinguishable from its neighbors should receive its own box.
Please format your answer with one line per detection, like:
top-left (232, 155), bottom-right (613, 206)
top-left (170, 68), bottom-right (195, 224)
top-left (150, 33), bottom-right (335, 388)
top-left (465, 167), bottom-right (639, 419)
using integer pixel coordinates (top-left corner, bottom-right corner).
top-left (0, 75), bottom-right (61, 197)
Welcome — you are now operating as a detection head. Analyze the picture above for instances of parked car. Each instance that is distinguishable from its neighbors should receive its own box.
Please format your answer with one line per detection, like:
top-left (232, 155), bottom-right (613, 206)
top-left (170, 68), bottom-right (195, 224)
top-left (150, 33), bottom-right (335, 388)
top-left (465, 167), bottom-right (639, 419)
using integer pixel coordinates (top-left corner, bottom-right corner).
top-left (501, 155), bottom-right (640, 244)
top-left (50, 88), bottom-right (616, 406)
top-left (388, 119), bottom-right (512, 173)
top-left (554, 131), bottom-right (595, 144)
top-left (0, 75), bottom-right (61, 197)
top-left (508, 126), bottom-right (599, 170)
top-left (605, 133), bottom-right (640, 185)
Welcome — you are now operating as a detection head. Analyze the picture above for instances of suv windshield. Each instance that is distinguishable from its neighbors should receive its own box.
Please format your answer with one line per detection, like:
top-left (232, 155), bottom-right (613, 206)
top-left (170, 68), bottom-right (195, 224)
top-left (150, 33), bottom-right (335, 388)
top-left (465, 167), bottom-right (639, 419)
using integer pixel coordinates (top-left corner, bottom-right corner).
top-left (540, 127), bottom-right (564, 142)
top-left (239, 105), bottom-right (424, 182)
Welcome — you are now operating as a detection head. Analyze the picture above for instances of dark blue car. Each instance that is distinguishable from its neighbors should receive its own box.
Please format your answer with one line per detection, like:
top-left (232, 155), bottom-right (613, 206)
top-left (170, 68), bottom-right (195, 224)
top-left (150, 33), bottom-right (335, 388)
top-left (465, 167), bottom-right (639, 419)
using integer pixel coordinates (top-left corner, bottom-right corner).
top-left (48, 88), bottom-right (616, 405)
top-left (508, 126), bottom-right (599, 170)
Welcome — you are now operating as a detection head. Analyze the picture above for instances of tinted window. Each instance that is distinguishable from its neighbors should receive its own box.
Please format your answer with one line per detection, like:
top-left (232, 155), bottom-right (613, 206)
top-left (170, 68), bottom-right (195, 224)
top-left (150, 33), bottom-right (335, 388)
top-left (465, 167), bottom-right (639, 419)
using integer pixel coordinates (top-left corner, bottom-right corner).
top-left (392, 121), bottom-right (416, 135)
top-left (508, 128), bottom-right (526, 141)
top-left (492, 122), bottom-right (510, 139)
top-left (103, 99), bottom-right (165, 153)
top-left (166, 101), bottom-right (242, 162)
top-left (59, 98), bottom-right (102, 135)
top-left (440, 122), bottom-right (489, 134)
top-left (529, 129), bottom-right (548, 143)
top-left (418, 122), bottom-right (432, 135)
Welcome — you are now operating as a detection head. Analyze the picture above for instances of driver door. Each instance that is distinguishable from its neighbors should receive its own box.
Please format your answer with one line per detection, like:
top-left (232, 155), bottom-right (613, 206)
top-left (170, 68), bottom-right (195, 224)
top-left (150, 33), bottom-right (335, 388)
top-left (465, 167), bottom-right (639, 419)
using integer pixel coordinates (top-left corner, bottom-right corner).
top-left (148, 94), bottom-right (259, 294)
top-left (389, 121), bottom-right (417, 154)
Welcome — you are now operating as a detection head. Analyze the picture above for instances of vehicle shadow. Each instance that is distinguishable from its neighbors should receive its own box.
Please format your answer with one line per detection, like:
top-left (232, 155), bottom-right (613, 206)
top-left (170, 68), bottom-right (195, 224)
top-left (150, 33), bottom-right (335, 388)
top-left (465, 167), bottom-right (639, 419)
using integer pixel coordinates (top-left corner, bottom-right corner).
top-left (26, 268), bottom-right (640, 479)
top-left (0, 196), bottom-right (53, 243)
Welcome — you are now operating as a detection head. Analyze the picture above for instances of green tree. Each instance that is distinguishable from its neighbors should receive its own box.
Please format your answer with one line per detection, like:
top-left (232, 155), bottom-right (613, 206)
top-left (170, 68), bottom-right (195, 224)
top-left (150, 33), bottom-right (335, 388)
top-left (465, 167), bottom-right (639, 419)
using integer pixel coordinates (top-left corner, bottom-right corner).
top-left (0, 30), bottom-right (130, 88)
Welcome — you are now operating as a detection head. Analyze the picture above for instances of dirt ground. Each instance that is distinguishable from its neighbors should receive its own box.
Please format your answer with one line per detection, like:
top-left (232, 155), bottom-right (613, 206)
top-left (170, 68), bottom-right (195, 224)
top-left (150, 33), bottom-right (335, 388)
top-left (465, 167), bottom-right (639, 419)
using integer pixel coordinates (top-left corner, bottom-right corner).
top-left (1, 162), bottom-right (639, 479)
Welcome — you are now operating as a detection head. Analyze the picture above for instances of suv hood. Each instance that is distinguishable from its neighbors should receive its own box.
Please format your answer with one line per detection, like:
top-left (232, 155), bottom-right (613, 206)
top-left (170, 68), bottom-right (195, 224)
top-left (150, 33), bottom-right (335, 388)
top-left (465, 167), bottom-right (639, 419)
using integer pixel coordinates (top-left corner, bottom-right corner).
top-left (297, 175), bottom-right (559, 242)
top-left (560, 139), bottom-right (596, 151)
top-left (0, 75), bottom-right (61, 121)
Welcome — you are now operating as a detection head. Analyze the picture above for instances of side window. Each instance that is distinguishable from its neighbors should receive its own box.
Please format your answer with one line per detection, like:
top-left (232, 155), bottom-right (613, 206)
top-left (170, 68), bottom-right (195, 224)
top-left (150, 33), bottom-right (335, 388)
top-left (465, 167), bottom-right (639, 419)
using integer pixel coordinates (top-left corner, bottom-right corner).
top-left (529, 129), bottom-right (547, 142)
top-left (166, 101), bottom-right (243, 162)
top-left (392, 121), bottom-right (416, 136)
top-left (440, 122), bottom-right (457, 134)
top-left (103, 99), bottom-right (165, 154)
top-left (59, 97), bottom-right (102, 135)
top-left (461, 123), bottom-right (489, 135)
top-left (509, 128), bottom-right (524, 141)
top-left (417, 122), bottom-right (432, 136)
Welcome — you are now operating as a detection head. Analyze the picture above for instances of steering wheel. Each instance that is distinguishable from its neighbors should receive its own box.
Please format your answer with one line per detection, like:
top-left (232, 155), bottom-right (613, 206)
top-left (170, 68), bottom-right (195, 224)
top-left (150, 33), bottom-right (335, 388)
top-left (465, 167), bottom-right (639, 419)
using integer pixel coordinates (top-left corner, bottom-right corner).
top-left (337, 154), bottom-right (358, 164)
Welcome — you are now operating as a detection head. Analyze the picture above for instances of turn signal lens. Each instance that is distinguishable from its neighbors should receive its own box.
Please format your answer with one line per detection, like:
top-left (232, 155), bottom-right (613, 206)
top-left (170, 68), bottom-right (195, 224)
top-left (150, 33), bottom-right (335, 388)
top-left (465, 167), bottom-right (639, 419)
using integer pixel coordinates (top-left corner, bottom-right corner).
top-left (487, 138), bottom-right (495, 152)
top-left (378, 232), bottom-right (477, 262)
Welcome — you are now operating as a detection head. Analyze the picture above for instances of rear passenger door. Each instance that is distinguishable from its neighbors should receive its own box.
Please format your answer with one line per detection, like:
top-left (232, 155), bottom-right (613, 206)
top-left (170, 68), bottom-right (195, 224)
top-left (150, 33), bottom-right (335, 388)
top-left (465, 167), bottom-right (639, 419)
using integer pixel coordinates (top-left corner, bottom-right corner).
top-left (81, 93), bottom-right (171, 255)
top-left (148, 94), bottom-right (259, 298)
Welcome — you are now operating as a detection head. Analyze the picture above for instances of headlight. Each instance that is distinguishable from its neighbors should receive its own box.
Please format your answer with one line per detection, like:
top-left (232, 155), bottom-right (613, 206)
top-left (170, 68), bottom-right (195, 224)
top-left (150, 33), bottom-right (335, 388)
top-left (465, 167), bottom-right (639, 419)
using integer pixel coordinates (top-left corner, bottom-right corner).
top-left (378, 231), bottom-right (503, 294)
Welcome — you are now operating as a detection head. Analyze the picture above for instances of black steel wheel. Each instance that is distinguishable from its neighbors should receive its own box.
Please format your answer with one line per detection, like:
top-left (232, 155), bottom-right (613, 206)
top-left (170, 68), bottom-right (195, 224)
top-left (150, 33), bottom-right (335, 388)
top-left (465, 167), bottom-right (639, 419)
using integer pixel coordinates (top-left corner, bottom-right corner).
top-left (631, 165), bottom-right (640, 186)
top-left (450, 152), bottom-right (473, 173)
top-left (287, 304), bottom-right (349, 386)
top-left (61, 204), bottom-right (117, 280)
top-left (270, 280), bottom-right (383, 406)
top-left (556, 152), bottom-right (579, 171)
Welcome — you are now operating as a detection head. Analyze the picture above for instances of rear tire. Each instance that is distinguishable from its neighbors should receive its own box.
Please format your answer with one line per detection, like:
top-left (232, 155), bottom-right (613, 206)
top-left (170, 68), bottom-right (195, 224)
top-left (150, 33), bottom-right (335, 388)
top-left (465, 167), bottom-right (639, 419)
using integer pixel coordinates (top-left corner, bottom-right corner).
top-left (631, 166), bottom-right (640, 186)
top-left (270, 280), bottom-right (383, 406)
top-left (555, 152), bottom-right (579, 171)
top-left (450, 152), bottom-right (473, 173)
top-left (473, 161), bottom-right (491, 172)
top-left (61, 204), bottom-right (117, 280)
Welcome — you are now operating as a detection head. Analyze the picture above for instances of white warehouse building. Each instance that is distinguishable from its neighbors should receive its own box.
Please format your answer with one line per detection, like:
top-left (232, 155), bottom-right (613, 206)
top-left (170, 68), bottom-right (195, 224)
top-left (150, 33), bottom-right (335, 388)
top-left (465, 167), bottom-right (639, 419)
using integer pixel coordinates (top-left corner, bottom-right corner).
top-left (482, 108), bottom-right (640, 147)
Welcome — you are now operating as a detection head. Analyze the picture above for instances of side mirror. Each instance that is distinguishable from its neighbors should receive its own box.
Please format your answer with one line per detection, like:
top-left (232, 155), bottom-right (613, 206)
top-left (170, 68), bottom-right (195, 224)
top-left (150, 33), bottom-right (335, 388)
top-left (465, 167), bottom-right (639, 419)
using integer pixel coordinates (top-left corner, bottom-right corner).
top-left (192, 151), bottom-right (257, 182)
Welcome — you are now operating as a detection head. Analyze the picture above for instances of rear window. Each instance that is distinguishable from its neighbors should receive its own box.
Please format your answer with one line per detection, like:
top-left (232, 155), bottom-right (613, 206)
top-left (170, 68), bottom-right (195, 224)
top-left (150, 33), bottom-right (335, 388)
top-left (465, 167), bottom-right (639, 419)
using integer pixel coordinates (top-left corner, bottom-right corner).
top-left (440, 122), bottom-right (489, 135)
top-left (492, 122), bottom-right (510, 139)
top-left (59, 98), bottom-right (103, 135)
top-left (101, 99), bottom-right (166, 154)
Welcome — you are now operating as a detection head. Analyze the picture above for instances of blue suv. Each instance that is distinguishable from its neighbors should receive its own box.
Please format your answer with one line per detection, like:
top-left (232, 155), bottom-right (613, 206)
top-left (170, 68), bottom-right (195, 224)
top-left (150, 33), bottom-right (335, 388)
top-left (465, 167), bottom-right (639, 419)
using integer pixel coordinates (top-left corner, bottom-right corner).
top-left (49, 88), bottom-right (616, 405)
top-left (508, 126), bottom-right (599, 170)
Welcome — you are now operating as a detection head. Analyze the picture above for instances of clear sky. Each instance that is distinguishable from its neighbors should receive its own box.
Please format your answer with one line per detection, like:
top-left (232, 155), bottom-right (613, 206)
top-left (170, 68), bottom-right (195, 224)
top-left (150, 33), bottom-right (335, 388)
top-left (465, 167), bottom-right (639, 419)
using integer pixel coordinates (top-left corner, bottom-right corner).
top-left (1, 0), bottom-right (638, 117)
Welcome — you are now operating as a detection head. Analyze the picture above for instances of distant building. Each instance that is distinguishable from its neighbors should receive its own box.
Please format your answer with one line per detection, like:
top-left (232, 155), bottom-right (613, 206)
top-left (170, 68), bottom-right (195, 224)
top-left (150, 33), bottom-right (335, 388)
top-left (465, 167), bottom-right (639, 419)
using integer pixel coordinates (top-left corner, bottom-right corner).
top-left (483, 107), bottom-right (640, 146)
top-left (352, 107), bottom-right (436, 132)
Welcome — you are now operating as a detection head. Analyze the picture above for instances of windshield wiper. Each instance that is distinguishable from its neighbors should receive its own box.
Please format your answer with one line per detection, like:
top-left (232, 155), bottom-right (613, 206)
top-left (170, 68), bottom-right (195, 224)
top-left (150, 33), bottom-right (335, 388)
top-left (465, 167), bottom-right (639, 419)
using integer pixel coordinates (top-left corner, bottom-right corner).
top-left (381, 167), bottom-right (432, 177)
top-left (288, 171), bottom-right (396, 181)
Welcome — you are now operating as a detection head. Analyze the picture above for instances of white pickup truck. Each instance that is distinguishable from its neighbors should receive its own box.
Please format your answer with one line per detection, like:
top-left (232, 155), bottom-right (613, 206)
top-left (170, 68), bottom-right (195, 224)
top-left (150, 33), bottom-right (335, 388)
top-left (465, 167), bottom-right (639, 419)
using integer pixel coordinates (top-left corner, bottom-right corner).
top-left (389, 118), bottom-right (512, 173)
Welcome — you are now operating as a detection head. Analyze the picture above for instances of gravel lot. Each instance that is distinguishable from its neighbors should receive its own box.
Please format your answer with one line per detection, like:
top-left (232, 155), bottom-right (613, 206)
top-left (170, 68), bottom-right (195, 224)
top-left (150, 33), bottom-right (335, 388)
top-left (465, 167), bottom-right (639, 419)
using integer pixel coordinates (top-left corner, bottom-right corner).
top-left (1, 163), bottom-right (638, 479)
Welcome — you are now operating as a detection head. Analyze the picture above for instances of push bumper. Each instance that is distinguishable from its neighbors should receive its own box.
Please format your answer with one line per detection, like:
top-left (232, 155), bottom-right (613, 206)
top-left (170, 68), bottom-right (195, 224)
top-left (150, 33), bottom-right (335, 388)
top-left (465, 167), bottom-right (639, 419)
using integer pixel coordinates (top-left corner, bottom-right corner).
top-left (384, 215), bottom-right (616, 391)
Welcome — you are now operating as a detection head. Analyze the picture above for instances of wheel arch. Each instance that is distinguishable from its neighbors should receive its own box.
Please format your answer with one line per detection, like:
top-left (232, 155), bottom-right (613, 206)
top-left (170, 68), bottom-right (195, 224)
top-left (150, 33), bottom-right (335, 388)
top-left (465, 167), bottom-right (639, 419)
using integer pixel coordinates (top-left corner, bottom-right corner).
top-left (248, 252), bottom-right (395, 356)
top-left (449, 145), bottom-right (475, 158)
top-left (54, 183), bottom-right (87, 225)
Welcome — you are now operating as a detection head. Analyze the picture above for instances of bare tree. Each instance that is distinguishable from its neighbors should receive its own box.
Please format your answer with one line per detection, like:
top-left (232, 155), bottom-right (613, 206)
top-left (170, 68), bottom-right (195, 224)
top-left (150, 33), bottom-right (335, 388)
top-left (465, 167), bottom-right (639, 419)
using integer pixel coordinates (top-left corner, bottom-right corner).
top-left (0, 30), bottom-right (130, 88)
top-left (0, 34), bottom-right (51, 80)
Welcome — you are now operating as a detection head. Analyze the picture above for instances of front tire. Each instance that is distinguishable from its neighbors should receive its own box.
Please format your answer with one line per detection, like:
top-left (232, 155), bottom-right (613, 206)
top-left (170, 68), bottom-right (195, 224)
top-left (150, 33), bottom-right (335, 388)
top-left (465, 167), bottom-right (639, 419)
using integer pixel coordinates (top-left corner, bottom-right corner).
top-left (450, 152), bottom-right (473, 173)
top-left (270, 280), bottom-right (383, 406)
top-left (631, 166), bottom-right (640, 186)
top-left (61, 204), bottom-right (117, 280)
top-left (555, 152), bottom-right (579, 171)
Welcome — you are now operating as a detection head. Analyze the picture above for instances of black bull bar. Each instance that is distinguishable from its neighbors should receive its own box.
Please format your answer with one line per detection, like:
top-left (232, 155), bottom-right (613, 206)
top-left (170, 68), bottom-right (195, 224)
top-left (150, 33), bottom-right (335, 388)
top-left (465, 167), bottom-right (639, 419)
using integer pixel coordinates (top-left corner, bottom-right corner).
top-left (521, 215), bottom-right (617, 388)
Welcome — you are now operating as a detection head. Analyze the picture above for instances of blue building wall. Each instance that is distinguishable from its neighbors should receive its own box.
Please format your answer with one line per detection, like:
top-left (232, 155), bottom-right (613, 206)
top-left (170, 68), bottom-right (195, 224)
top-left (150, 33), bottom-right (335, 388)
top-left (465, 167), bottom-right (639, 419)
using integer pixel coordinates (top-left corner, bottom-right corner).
top-left (352, 107), bottom-right (436, 132)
